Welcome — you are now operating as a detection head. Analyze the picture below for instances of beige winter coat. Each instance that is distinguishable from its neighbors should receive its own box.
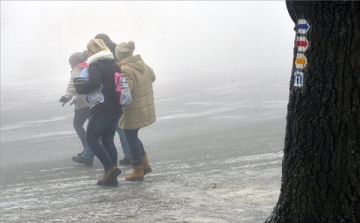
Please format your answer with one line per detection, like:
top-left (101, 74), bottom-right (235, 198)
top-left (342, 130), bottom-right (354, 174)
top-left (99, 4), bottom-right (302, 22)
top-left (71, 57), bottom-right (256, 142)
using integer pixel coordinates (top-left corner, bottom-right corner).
top-left (64, 65), bottom-right (90, 111)
top-left (117, 55), bottom-right (156, 130)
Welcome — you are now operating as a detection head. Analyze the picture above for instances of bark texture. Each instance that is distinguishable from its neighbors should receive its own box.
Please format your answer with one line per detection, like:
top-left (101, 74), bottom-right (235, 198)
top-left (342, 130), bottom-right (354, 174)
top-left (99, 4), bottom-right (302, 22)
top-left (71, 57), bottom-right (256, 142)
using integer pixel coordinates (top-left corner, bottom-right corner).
top-left (265, 1), bottom-right (360, 223)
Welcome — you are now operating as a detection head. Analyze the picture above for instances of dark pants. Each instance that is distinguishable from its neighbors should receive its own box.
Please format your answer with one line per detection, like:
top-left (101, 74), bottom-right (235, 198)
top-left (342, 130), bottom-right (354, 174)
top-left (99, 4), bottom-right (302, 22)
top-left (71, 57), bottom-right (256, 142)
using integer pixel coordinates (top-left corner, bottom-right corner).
top-left (73, 107), bottom-right (90, 148)
top-left (86, 113), bottom-right (120, 171)
top-left (124, 129), bottom-right (145, 165)
top-left (116, 128), bottom-right (132, 160)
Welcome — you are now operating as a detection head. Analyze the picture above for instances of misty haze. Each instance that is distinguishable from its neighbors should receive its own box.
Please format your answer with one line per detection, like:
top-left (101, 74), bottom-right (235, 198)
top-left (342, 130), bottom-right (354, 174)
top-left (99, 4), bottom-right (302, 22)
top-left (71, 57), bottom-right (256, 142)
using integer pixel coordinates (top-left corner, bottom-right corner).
top-left (1, 1), bottom-right (295, 223)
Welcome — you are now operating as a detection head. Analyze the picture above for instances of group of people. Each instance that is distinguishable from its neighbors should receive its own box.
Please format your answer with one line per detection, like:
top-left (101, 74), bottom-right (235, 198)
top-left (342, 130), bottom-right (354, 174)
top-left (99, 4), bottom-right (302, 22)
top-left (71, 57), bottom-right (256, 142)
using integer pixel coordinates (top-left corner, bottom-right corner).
top-left (60, 33), bottom-right (156, 186)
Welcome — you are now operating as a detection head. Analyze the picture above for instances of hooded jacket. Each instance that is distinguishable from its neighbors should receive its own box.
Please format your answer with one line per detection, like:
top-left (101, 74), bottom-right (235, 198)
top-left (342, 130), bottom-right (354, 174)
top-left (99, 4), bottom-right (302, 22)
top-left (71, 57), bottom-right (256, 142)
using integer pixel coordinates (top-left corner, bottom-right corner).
top-left (117, 55), bottom-right (156, 130)
top-left (64, 62), bottom-right (90, 111)
top-left (106, 41), bottom-right (117, 58)
top-left (75, 50), bottom-right (122, 115)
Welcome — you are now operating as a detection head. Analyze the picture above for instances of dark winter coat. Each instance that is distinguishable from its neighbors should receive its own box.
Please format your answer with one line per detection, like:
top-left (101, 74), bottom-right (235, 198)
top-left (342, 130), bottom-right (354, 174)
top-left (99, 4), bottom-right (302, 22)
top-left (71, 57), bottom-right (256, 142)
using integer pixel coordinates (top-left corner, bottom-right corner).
top-left (75, 50), bottom-right (122, 115)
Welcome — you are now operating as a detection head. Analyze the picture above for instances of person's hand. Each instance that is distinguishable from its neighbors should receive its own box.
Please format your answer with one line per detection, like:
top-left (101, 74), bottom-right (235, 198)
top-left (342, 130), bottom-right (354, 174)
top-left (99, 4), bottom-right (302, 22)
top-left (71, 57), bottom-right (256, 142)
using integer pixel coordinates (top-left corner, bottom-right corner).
top-left (59, 96), bottom-right (70, 107)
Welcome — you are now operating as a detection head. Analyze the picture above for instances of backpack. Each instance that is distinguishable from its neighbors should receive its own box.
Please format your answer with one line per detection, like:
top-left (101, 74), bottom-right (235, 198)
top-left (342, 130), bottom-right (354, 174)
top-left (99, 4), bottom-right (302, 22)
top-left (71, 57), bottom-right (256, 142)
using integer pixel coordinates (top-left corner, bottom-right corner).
top-left (114, 72), bottom-right (132, 106)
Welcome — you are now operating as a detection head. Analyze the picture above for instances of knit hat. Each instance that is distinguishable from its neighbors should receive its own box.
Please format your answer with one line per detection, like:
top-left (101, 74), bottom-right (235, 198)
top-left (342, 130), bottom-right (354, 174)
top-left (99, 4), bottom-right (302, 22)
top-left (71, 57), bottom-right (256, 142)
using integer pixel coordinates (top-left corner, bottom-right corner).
top-left (69, 50), bottom-right (88, 67)
top-left (115, 41), bottom-right (135, 62)
top-left (94, 33), bottom-right (111, 43)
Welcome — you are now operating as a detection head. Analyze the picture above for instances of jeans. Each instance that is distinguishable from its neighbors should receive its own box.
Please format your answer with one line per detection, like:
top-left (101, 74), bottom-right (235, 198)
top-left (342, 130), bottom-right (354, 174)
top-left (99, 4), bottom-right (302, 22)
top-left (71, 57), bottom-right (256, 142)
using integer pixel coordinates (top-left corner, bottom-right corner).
top-left (86, 113), bottom-right (120, 171)
top-left (81, 145), bottom-right (95, 160)
top-left (116, 128), bottom-right (132, 160)
top-left (124, 129), bottom-right (145, 165)
top-left (74, 107), bottom-right (95, 160)
top-left (73, 107), bottom-right (90, 148)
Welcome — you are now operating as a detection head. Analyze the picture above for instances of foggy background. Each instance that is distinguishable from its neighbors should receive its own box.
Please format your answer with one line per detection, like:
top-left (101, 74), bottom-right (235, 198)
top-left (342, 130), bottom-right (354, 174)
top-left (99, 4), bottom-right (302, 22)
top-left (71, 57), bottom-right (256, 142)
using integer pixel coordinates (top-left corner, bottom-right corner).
top-left (1, 2), bottom-right (297, 221)
top-left (1, 1), bottom-right (295, 84)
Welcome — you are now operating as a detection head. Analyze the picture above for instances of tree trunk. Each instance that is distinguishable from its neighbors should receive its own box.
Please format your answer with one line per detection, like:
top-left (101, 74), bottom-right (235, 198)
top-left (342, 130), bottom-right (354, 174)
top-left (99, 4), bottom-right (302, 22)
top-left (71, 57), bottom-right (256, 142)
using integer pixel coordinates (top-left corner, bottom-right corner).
top-left (265, 1), bottom-right (360, 223)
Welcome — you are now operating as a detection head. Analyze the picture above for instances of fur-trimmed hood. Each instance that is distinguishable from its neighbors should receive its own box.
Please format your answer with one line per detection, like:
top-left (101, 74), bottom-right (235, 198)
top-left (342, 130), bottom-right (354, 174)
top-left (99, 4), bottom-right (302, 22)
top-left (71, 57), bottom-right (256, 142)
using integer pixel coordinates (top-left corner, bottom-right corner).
top-left (76, 50), bottom-right (122, 115)
top-left (87, 50), bottom-right (114, 65)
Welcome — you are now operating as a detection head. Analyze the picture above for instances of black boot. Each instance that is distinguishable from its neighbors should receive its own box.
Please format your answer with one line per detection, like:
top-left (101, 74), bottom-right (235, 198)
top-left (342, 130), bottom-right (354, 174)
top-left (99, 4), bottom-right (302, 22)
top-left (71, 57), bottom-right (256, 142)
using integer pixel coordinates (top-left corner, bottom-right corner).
top-left (119, 157), bottom-right (132, 165)
top-left (72, 155), bottom-right (93, 166)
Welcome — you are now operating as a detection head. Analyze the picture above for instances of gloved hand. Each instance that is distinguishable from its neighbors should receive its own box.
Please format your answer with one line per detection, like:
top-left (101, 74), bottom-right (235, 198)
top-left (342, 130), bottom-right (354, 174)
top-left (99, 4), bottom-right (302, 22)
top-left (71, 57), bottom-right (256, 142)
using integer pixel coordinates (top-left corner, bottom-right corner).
top-left (59, 96), bottom-right (70, 107)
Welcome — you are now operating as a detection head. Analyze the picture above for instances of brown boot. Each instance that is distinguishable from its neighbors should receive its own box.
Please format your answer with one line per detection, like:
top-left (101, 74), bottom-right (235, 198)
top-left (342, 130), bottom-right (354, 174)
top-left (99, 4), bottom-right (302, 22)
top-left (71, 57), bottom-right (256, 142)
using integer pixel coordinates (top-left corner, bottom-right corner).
top-left (142, 154), bottom-right (152, 175)
top-left (125, 164), bottom-right (144, 181)
top-left (97, 165), bottom-right (122, 186)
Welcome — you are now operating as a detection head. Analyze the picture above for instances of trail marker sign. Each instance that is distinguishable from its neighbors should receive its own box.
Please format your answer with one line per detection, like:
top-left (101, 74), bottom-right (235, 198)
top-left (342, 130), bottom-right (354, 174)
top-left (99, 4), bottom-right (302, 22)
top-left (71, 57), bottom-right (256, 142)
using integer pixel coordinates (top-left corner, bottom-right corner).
top-left (294, 71), bottom-right (304, 87)
top-left (296, 36), bottom-right (309, 52)
top-left (295, 53), bottom-right (307, 69)
top-left (297, 19), bottom-right (310, 34)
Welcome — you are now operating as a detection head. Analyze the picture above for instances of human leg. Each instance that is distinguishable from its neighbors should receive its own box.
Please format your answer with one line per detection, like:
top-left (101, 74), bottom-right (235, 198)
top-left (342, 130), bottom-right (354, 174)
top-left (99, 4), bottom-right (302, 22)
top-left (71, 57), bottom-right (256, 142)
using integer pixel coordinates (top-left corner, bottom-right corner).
top-left (86, 113), bottom-right (118, 171)
top-left (101, 115), bottom-right (120, 167)
top-left (136, 138), bottom-right (152, 175)
top-left (118, 128), bottom-right (132, 159)
top-left (72, 144), bottom-right (94, 166)
top-left (80, 145), bottom-right (95, 160)
top-left (116, 128), bottom-right (132, 165)
top-left (72, 108), bottom-right (95, 165)
top-left (124, 129), bottom-right (142, 164)
top-left (98, 114), bottom-right (122, 186)
top-left (124, 129), bottom-right (146, 181)
top-left (73, 107), bottom-right (90, 148)
top-left (86, 113), bottom-right (121, 185)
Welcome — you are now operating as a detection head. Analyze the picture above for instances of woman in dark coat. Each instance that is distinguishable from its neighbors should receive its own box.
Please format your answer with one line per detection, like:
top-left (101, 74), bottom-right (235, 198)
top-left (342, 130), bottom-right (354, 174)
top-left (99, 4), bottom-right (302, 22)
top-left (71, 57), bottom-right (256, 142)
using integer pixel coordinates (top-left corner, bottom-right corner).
top-left (76, 39), bottom-right (122, 186)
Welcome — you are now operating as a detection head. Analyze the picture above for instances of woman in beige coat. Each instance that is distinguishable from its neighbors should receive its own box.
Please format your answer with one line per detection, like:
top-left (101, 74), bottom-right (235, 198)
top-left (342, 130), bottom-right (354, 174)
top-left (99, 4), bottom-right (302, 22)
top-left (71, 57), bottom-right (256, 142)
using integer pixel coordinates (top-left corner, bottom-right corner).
top-left (115, 41), bottom-right (156, 181)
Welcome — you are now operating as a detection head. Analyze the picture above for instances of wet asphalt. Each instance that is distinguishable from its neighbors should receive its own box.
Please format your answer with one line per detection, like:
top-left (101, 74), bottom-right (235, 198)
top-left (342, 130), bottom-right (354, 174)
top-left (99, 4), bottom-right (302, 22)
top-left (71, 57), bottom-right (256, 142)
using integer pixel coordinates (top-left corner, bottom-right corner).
top-left (1, 74), bottom-right (289, 223)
